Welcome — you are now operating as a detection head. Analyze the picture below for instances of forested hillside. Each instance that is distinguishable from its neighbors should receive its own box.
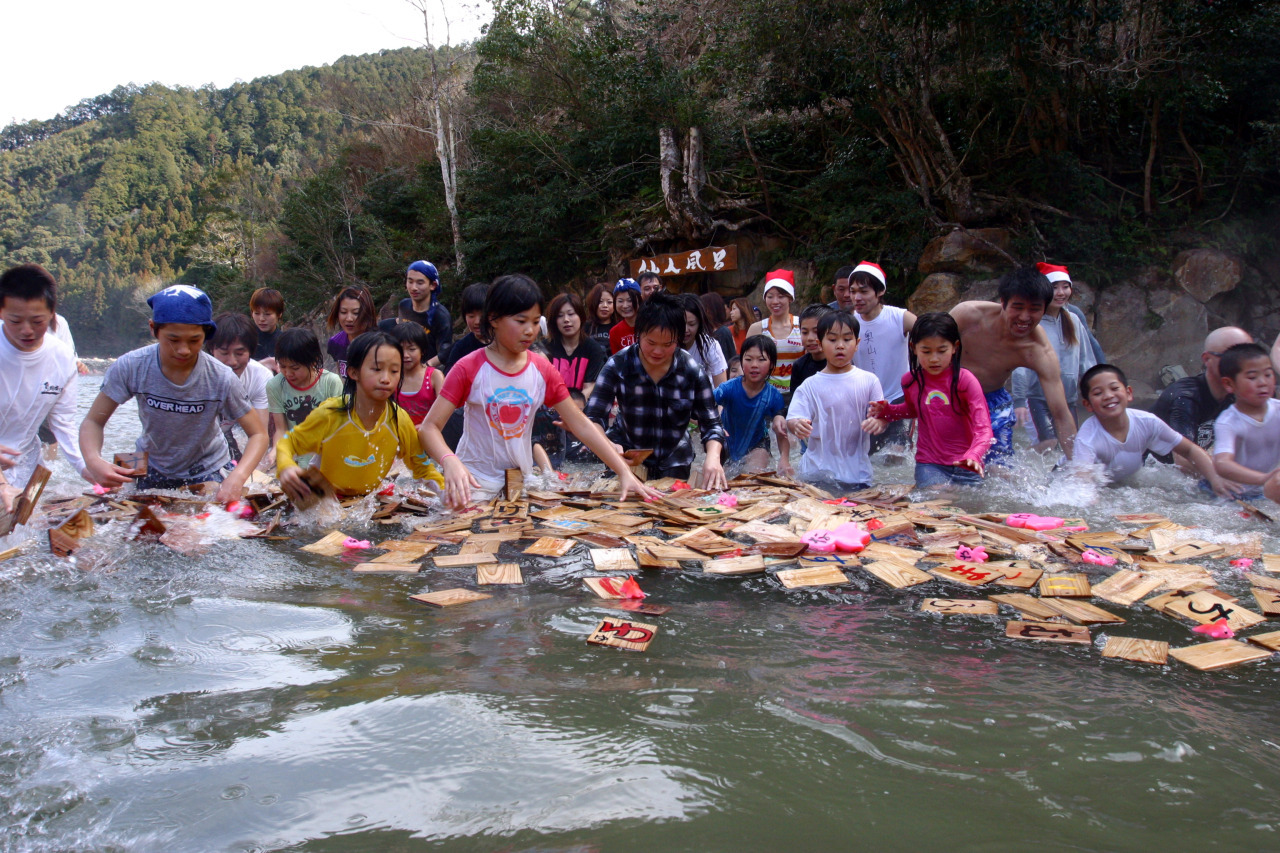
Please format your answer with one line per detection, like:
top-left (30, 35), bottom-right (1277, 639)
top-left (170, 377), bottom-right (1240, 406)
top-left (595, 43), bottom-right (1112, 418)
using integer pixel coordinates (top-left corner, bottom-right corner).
top-left (4, 0), bottom-right (1280, 356)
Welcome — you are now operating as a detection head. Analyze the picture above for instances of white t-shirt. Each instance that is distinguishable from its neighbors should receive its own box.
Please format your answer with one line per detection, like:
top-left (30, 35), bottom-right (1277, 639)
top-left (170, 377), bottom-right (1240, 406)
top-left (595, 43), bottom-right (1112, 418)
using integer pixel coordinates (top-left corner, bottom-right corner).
top-left (240, 358), bottom-right (271, 412)
top-left (854, 305), bottom-right (910, 402)
top-left (687, 339), bottom-right (727, 382)
top-left (0, 331), bottom-right (84, 489)
top-left (52, 314), bottom-right (76, 356)
top-left (787, 367), bottom-right (883, 487)
top-left (1213, 399), bottom-right (1280, 476)
top-left (1072, 409), bottom-right (1182, 481)
top-left (440, 349), bottom-right (569, 495)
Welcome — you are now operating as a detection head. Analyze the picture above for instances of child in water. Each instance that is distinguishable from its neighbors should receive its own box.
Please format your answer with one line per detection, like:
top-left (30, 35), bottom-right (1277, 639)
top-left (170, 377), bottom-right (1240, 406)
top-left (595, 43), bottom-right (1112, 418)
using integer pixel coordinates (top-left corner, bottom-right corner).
top-left (421, 274), bottom-right (659, 508)
top-left (868, 312), bottom-right (991, 488)
top-left (714, 334), bottom-right (793, 477)
top-left (786, 310), bottom-right (882, 492)
top-left (277, 330), bottom-right (443, 501)
top-left (390, 322), bottom-right (444, 425)
top-left (1211, 342), bottom-right (1280, 501)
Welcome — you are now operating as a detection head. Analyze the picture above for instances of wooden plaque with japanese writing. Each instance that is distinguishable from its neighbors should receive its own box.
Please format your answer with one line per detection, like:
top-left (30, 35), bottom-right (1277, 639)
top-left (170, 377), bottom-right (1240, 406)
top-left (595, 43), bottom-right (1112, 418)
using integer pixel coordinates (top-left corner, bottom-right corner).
top-left (990, 593), bottom-right (1066, 622)
top-left (859, 560), bottom-right (933, 589)
top-left (300, 530), bottom-right (352, 557)
top-left (1005, 620), bottom-right (1092, 644)
top-left (985, 562), bottom-right (1042, 589)
top-left (702, 554), bottom-right (767, 575)
top-left (930, 564), bottom-right (1000, 587)
top-left (477, 562), bottom-right (524, 585)
top-left (1039, 573), bottom-right (1092, 598)
top-left (586, 618), bottom-right (658, 652)
top-left (1252, 587), bottom-right (1280, 616)
top-left (1101, 637), bottom-right (1169, 665)
top-left (583, 576), bottom-right (628, 599)
top-left (409, 588), bottom-right (492, 607)
top-left (432, 552), bottom-right (499, 568)
top-left (1040, 598), bottom-right (1126, 625)
top-left (669, 527), bottom-right (739, 555)
top-left (630, 245), bottom-right (737, 278)
top-left (1091, 570), bottom-right (1164, 607)
top-left (1163, 591), bottom-right (1266, 631)
top-left (524, 537), bottom-right (577, 558)
top-left (921, 598), bottom-right (999, 616)
top-left (775, 566), bottom-right (849, 589)
top-left (1169, 639), bottom-right (1272, 671)
top-left (1149, 539), bottom-right (1225, 563)
top-left (113, 451), bottom-right (148, 476)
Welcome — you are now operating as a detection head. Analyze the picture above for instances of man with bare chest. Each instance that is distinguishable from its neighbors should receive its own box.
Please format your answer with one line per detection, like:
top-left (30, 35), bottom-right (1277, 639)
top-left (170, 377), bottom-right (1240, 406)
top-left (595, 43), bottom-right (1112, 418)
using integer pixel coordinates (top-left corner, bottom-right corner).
top-left (950, 267), bottom-right (1076, 464)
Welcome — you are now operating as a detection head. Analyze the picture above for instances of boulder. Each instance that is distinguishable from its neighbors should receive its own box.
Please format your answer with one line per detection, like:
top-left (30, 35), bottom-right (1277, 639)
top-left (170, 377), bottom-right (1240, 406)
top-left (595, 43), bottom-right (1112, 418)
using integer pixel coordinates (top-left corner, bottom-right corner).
top-left (1093, 283), bottom-right (1208, 401)
top-left (917, 228), bottom-right (1012, 275)
top-left (907, 273), bottom-right (965, 314)
top-left (1173, 249), bottom-right (1241, 303)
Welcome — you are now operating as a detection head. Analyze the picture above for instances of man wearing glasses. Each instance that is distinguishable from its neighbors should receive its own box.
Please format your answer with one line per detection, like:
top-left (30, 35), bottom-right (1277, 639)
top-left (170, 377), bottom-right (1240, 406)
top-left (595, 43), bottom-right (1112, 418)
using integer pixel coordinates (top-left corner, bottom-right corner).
top-left (1152, 326), bottom-right (1254, 456)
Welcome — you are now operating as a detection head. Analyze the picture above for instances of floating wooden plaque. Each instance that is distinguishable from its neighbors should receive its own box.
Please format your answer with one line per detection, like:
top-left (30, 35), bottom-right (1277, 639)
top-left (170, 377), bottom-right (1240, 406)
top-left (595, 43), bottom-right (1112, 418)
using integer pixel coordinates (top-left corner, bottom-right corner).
top-left (583, 576), bottom-right (629, 599)
top-left (1039, 573), bottom-right (1092, 598)
top-left (1101, 636), bottom-right (1169, 665)
top-left (987, 564), bottom-right (1043, 589)
top-left (1148, 539), bottom-right (1224, 563)
top-left (432, 552), bottom-right (498, 568)
top-left (1091, 570), bottom-right (1164, 607)
top-left (990, 593), bottom-right (1064, 622)
top-left (504, 468), bottom-right (524, 501)
top-left (586, 618), bottom-right (657, 652)
top-left (703, 554), bottom-right (767, 575)
top-left (292, 465), bottom-right (337, 510)
top-left (590, 548), bottom-right (638, 574)
top-left (859, 560), bottom-right (933, 589)
top-left (372, 542), bottom-right (436, 560)
top-left (524, 537), bottom-right (576, 558)
top-left (775, 565), bottom-right (849, 589)
top-left (0, 464), bottom-right (50, 536)
top-left (1114, 513), bottom-right (1171, 525)
top-left (930, 564), bottom-right (1001, 587)
top-left (353, 562), bottom-right (422, 573)
top-left (600, 600), bottom-right (671, 616)
top-left (1246, 630), bottom-right (1280, 652)
top-left (1169, 639), bottom-right (1272, 671)
top-left (301, 530), bottom-right (354, 557)
top-left (1263, 554), bottom-right (1280, 574)
top-left (1252, 588), bottom-right (1280, 616)
top-left (1246, 572), bottom-right (1280, 593)
top-left (410, 588), bottom-right (492, 607)
top-left (1163, 591), bottom-right (1266, 631)
top-left (1040, 599), bottom-right (1126, 625)
top-left (47, 508), bottom-right (95, 558)
top-left (477, 562), bottom-right (523, 585)
top-left (860, 542), bottom-right (925, 565)
top-left (129, 506), bottom-right (167, 540)
top-left (921, 598), bottom-right (999, 616)
top-left (1005, 620), bottom-right (1092, 644)
top-left (734, 520), bottom-right (802, 544)
top-left (637, 549), bottom-right (679, 569)
top-left (113, 451), bottom-right (148, 476)
top-left (459, 541), bottom-right (501, 554)
top-left (669, 527), bottom-right (739, 555)
top-left (682, 505), bottom-right (738, 521)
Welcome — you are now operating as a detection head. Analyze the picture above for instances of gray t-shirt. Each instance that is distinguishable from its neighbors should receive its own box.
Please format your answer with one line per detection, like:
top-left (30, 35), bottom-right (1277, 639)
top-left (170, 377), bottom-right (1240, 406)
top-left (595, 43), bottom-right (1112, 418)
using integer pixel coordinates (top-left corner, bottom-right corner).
top-left (102, 345), bottom-right (251, 480)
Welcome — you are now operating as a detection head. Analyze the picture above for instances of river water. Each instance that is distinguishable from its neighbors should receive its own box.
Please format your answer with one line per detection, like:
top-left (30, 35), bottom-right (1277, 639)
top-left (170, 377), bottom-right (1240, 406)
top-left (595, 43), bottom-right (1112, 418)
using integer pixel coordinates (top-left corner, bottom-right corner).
top-left (2, 378), bottom-right (1278, 852)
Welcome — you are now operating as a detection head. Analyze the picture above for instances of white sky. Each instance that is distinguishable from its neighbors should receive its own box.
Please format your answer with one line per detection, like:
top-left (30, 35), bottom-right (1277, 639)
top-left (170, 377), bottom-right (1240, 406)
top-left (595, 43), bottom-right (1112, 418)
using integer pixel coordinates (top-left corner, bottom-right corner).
top-left (2, 0), bottom-right (492, 125)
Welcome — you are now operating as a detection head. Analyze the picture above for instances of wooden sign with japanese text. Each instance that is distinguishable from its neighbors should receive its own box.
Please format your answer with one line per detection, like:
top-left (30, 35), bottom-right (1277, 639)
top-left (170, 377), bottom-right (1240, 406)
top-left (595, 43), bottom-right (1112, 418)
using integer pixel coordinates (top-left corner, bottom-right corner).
top-left (587, 618), bottom-right (658, 651)
top-left (1005, 620), bottom-right (1092, 645)
top-left (921, 598), bottom-right (999, 616)
top-left (775, 565), bottom-right (849, 589)
top-left (630, 245), bottom-right (738, 278)
top-left (1163, 591), bottom-right (1266, 631)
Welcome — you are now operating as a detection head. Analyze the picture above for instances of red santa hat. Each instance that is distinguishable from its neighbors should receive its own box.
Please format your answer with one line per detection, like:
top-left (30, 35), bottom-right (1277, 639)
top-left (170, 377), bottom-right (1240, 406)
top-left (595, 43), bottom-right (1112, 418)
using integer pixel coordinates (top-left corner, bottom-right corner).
top-left (852, 261), bottom-right (887, 290)
top-left (1036, 262), bottom-right (1071, 284)
top-left (763, 269), bottom-right (795, 300)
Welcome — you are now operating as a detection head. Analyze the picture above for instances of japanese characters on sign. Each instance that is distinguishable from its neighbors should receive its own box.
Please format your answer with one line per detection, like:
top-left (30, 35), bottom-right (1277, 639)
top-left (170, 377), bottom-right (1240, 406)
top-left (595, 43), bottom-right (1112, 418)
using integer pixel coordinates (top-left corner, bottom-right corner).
top-left (630, 245), bottom-right (739, 278)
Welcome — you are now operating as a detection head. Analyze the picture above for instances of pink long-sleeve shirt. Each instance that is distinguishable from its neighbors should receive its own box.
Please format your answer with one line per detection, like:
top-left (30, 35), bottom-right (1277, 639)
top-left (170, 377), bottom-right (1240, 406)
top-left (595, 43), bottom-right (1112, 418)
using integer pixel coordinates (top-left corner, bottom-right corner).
top-left (879, 367), bottom-right (993, 467)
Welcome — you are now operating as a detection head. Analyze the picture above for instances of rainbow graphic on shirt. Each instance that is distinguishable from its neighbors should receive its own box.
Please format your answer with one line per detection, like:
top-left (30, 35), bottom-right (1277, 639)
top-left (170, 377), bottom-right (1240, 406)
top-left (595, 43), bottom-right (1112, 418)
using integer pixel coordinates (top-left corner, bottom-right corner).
top-left (925, 390), bottom-right (950, 406)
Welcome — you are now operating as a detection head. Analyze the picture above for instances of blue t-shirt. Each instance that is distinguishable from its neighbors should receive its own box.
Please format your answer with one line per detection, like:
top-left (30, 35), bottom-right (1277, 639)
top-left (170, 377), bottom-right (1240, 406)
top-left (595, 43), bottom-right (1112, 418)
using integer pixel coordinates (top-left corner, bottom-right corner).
top-left (714, 377), bottom-right (786, 461)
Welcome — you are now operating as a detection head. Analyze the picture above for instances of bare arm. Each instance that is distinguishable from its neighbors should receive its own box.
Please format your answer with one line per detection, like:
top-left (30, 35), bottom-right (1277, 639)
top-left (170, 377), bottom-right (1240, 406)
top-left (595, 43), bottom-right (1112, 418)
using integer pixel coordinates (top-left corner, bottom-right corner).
top-left (555, 400), bottom-right (661, 501)
top-left (1213, 449), bottom-right (1272, 487)
top-left (773, 415), bottom-right (793, 477)
top-left (902, 310), bottom-right (917, 335)
top-left (1178, 437), bottom-right (1242, 498)
top-left (1030, 343), bottom-right (1077, 458)
top-left (218, 409), bottom-right (267, 502)
top-left (419, 397), bottom-right (480, 510)
top-left (745, 320), bottom-right (764, 339)
top-left (532, 442), bottom-right (554, 473)
top-left (78, 392), bottom-right (135, 487)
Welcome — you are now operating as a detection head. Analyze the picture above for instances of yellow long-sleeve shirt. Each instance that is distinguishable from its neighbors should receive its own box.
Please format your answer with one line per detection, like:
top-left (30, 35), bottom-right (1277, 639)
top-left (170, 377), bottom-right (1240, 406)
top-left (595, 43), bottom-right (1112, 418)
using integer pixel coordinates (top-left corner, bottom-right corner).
top-left (276, 397), bottom-right (443, 495)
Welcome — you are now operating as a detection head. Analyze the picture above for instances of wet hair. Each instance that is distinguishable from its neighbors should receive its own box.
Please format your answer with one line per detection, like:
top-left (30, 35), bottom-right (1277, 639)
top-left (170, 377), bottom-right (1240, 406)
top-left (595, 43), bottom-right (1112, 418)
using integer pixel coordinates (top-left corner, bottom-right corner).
top-left (677, 293), bottom-right (716, 359)
top-left (326, 285), bottom-right (376, 334)
top-left (638, 271), bottom-right (662, 289)
top-left (905, 312), bottom-right (964, 416)
top-left (461, 282), bottom-right (489, 316)
top-left (849, 269), bottom-right (886, 295)
top-left (740, 334), bottom-right (778, 370)
top-left (1218, 342), bottom-right (1273, 381)
top-left (274, 327), bottom-right (324, 371)
top-left (249, 287), bottom-right (284, 317)
top-left (586, 282), bottom-right (614, 327)
top-left (1079, 363), bottom-right (1127, 398)
top-left (633, 292), bottom-right (686, 343)
top-left (997, 266), bottom-right (1053, 309)
top-left (207, 312), bottom-right (258, 354)
top-left (799, 303), bottom-right (833, 323)
top-left (834, 265), bottom-right (855, 283)
top-left (340, 330), bottom-right (404, 414)
top-left (390, 320), bottom-right (431, 356)
top-left (547, 293), bottom-right (587, 345)
top-left (729, 297), bottom-right (755, 333)
top-left (0, 263), bottom-right (57, 313)
top-left (484, 274), bottom-right (544, 338)
top-left (816, 310), bottom-right (860, 341)
top-left (699, 292), bottom-right (728, 327)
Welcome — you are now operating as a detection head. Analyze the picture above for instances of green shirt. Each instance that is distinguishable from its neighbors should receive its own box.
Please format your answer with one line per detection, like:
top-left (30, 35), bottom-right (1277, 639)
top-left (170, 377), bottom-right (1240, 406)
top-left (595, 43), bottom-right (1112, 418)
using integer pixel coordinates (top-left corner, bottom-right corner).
top-left (266, 370), bottom-right (345, 429)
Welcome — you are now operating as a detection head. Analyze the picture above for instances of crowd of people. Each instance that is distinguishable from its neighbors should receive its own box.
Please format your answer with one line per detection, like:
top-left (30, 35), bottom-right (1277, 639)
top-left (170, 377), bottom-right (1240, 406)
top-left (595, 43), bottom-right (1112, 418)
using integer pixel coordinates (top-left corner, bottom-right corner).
top-left (0, 257), bottom-right (1277, 518)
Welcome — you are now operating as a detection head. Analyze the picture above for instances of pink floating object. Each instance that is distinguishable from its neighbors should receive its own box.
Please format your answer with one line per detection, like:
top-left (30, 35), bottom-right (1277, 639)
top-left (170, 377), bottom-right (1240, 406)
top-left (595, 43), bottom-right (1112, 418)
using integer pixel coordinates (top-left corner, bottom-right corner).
top-left (832, 522), bottom-right (870, 553)
top-left (717, 494), bottom-right (738, 508)
top-left (822, 498), bottom-right (859, 507)
top-left (1081, 549), bottom-right (1117, 567)
top-left (1231, 558), bottom-right (1254, 568)
top-left (92, 484), bottom-right (109, 495)
top-left (1005, 513), bottom-right (1064, 531)
top-left (671, 481), bottom-right (691, 491)
top-left (225, 500), bottom-right (255, 519)
top-left (955, 544), bottom-right (989, 563)
top-left (342, 538), bottom-right (372, 550)
top-left (802, 529), bottom-right (839, 553)
top-left (600, 575), bottom-right (646, 599)
top-left (1193, 620), bottom-right (1235, 639)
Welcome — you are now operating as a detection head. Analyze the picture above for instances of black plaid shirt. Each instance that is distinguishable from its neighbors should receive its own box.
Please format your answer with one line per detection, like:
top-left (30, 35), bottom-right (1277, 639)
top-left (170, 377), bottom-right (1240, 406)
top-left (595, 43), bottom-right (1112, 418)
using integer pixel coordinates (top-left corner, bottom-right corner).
top-left (585, 345), bottom-right (726, 471)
